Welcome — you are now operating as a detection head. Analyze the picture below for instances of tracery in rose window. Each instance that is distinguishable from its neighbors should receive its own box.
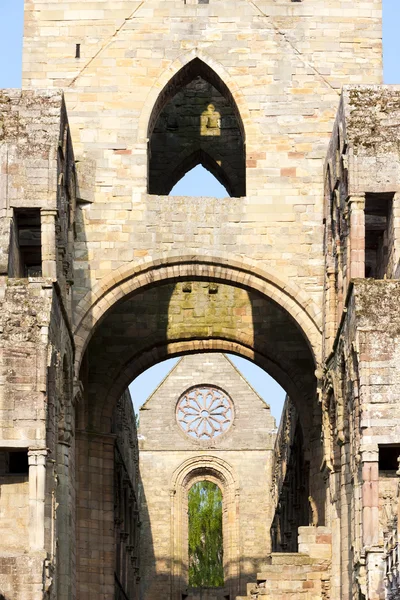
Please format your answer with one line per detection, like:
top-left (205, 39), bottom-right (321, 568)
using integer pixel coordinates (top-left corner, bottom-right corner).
top-left (176, 386), bottom-right (234, 440)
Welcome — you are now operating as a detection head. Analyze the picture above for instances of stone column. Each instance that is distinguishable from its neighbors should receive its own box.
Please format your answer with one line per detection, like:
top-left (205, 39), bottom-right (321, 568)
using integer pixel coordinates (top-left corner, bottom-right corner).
top-left (325, 267), bottom-right (337, 352)
top-left (41, 208), bottom-right (58, 279)
top-left (28, 448), bottom-right (48, 550)
top-left (347, 195), bottom-right (365, 280)
top-left (361, 448), bottom-right (379, 548)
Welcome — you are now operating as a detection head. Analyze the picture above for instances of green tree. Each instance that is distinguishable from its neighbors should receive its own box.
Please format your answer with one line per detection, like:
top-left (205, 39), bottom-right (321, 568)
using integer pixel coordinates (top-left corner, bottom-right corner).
top-left (188, 481), bottom-right (224, 587)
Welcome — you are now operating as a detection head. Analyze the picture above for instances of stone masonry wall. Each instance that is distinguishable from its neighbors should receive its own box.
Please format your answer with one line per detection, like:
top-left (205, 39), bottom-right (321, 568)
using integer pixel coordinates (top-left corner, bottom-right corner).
top-left (238, 526), bottom-right (332, 600)
top-left (322, 282), bottom-right (400, 600)
top-left (22, 0), bottom-right (382, 313)
top-left (75, 389), bottom-right (140, 600)
top-left (138, 353), bottom-right (277, 600)
top-left (323, 89), bottom-right (400, 599)
top-left (0, 278), bottom-right (74, 600)
top-left (0, 92), bottom-right (76, 600)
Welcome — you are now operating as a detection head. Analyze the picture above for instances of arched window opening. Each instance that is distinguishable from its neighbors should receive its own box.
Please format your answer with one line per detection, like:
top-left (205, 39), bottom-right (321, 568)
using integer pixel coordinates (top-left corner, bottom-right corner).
top-left (148, 59), bottom-right (246, 197)
top-left (170, 158), bottom-right (230, 198)
top-left (188, 480), bottom-right (224, 587)
top-left (170, 164), bottom-right (229, 197)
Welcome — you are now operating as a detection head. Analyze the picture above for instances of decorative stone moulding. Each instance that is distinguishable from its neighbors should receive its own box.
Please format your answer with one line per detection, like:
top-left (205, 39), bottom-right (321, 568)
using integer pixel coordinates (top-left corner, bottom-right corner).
top-left (176, 385), bottom-right (234, 440)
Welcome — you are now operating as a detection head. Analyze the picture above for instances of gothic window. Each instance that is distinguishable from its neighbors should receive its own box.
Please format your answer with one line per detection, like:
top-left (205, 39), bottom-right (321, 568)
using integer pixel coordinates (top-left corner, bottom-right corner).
top-left (176, 386), bottom-right (234, 440)
top-left (148, 58), bottom-right (245, 197)
top-left (171, 457), bottom-right (238, 598)
top-left (188, 481), bottom-right (224, 587)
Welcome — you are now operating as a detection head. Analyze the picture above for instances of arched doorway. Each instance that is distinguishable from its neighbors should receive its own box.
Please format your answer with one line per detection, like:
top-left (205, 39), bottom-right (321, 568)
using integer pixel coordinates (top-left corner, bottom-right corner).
top-left (72, 259), bottom-right (323, 599)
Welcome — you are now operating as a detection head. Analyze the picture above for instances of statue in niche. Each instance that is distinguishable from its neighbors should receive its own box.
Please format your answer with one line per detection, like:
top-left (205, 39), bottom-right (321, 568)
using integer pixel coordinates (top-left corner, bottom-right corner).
top-left (201, 103), bottom-right (221, 136)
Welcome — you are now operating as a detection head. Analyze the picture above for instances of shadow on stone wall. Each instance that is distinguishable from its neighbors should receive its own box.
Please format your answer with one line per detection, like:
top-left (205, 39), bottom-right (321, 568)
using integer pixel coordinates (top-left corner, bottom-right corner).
top-left (73, 193), bottom-right (324, 597)
top-left (137, 471), bottom-right (157, 600)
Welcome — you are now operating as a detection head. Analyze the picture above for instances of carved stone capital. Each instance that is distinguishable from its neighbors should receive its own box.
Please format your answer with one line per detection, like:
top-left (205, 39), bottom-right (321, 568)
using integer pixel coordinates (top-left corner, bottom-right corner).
top-left (28, 448), bottom-right (48, 466)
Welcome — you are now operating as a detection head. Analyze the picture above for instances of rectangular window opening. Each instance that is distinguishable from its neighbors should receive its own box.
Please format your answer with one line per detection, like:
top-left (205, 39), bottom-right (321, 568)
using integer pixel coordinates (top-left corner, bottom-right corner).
top-left (75, 43), bottom-right (81, 59)
top-left (9, 208), bottom-right (42, 278)
top-left (379, 444), bottom-right (400, 472)
top-left (365, 193), bottom-right (393, 278)
top-left (0, 449), bottom-right (29, 476)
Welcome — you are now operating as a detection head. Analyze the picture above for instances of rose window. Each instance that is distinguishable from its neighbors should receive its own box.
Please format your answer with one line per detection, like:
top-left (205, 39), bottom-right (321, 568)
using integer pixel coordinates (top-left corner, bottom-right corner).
top-left (176, 386), bottom-right (234, 440)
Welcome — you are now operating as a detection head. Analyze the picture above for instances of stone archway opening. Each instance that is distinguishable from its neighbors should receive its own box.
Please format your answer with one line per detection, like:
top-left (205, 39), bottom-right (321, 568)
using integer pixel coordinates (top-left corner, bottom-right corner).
top-left (187, 479), bottom-right (224, 593)
top-left (73, 267), bottom-right (324, 600)
top-left (77, 278), bottom-right (317, 429)
top-left (147, 58), bottom-right (246, 197)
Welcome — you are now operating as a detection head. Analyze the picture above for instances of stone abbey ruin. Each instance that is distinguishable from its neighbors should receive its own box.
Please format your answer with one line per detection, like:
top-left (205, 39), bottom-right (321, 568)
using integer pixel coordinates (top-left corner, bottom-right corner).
top-left (0, 0), bottom-right (399, 598)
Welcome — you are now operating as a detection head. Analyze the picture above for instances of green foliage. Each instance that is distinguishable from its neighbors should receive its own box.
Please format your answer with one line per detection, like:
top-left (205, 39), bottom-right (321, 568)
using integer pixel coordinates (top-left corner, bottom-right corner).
top-left (188, 481), bottom-right (224, 587)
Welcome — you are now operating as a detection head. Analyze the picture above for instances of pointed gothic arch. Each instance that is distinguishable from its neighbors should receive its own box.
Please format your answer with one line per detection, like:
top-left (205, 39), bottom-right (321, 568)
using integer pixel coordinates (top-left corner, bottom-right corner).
top-left (147, 58), bottom-right (246, 197)
top-left (168, 149), bottom-right (232, 196)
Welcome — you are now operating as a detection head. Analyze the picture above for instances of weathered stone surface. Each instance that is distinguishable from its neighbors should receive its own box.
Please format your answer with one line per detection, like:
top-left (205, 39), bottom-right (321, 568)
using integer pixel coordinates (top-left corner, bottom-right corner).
top-left (1, 0), bottom-right (399, 599)
top-left (139, 353), bottom-right (276, 600)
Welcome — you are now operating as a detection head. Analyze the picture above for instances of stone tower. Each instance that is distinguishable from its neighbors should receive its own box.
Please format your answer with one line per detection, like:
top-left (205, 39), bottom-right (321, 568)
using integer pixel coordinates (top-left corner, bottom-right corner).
top-left (2, 0), bottom-right (400, 599)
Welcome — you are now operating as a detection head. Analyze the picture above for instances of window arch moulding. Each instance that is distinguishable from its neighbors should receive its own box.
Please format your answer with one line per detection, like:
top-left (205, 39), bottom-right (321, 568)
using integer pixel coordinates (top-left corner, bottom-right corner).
top-left (170, 456), bottom-right (240, 599)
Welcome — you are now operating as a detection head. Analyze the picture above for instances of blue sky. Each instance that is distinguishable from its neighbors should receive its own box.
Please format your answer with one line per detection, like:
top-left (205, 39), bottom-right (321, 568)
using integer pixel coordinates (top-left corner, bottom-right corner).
top-left (1, 1), bottom-right (399, 87)
top-left (1, 1), bottom-right (399, 421)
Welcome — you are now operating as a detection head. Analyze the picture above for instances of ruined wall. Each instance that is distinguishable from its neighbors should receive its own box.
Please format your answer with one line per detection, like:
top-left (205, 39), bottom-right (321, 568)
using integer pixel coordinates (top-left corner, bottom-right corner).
top-left (270, 397), bottom-right (311, 552)
top-left (322, 87), bottom-right (400, 600)
top-left (75, 388), bottom-right (140, 600)
top-left (22, 0), bottom-right (382, 312)
top-left (0, 90), bottom-right (77, 306)
top-left (238, 526), bottom-right (332, 600)
top-left (323, 86), bottom-right (400, 354)
top-left (0, 279), bottom-right (75, 600)
top-left (138, 353), bottom-right (276, 600)
top-left (113, 390), bottom-right (141, 599)
top-left (323, 282), bottom-right (400, 600)
top-left (0, 92), bottom-right (77, 600)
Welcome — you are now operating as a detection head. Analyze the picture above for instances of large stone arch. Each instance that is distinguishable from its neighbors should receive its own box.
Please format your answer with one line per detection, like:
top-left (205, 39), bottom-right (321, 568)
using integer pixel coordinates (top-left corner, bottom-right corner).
top-left (74, 255), bottom-right (322, 447)
top-left (98, 339), bottom-right (310, 433)
top-left (73, 253), bottom-right (322, 376)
